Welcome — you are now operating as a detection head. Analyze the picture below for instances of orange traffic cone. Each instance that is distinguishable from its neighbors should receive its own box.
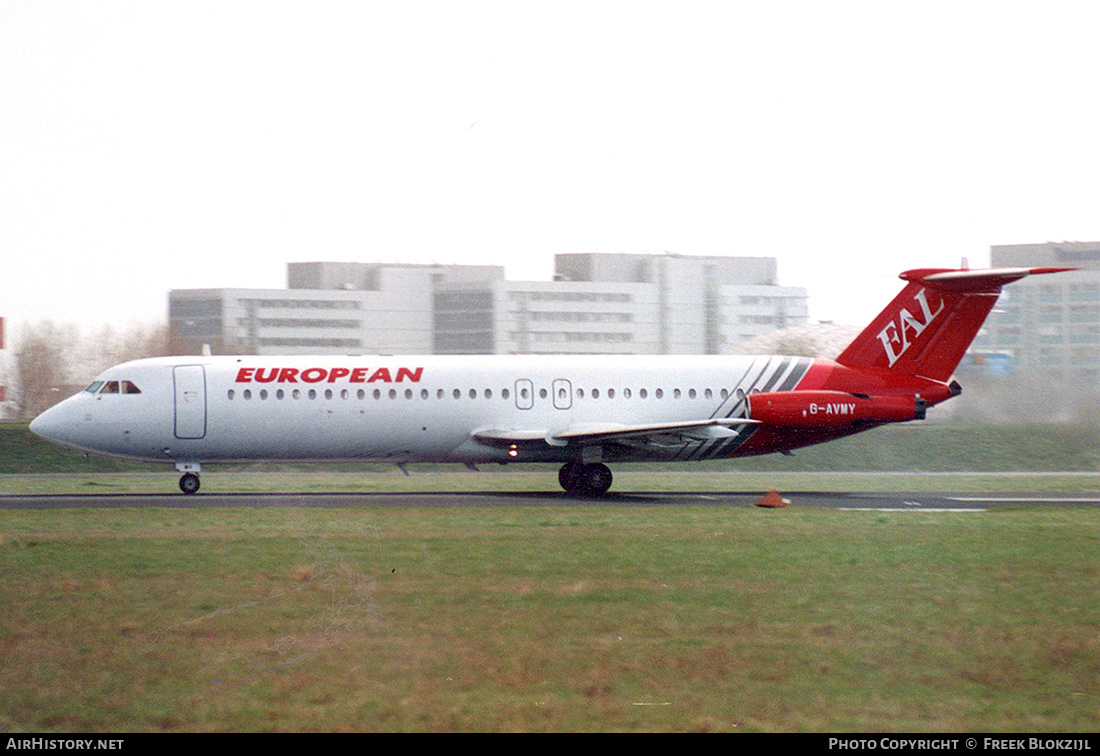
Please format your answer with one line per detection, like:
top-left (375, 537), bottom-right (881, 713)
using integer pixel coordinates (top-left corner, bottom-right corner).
top-left (755, 490), bottom-right (790, 508)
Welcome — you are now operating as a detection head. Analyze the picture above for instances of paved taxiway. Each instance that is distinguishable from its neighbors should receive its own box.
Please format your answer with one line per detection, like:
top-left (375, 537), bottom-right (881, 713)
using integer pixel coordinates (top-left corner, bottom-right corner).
top-left (2, 490), bottom-right (1100, 510)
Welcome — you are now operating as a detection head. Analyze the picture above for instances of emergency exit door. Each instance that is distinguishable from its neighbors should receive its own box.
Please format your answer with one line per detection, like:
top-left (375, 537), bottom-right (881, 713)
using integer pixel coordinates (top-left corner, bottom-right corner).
top-left (173, 365), bottom-right (207, 439)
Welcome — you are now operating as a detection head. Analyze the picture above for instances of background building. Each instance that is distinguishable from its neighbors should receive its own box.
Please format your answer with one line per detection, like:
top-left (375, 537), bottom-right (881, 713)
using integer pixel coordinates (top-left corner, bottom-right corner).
top-left (971, 242), bottom-right (1100, 386)
top-left (169, 254), bottom-right (808, 356)
top-left (490, 254), bottom-right (807, 355)
top-left (169, 263), bottom-right (503, 356)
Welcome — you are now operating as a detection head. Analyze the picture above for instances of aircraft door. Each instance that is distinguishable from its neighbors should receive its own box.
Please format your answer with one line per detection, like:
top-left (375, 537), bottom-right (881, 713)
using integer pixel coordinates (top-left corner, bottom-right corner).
top-left (173, 365), bottom-right (207, 439)
top-left (553, 379), bottom-right (572, 410)
top-left (515, 379), bottom-right (534, 410)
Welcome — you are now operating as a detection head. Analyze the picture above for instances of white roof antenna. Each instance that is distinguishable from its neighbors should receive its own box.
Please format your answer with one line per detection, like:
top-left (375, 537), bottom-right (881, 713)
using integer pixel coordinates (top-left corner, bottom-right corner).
top-left (202, 344), bottom-right (212, 357)
top-left (960, 256), bottom-right (970, 270)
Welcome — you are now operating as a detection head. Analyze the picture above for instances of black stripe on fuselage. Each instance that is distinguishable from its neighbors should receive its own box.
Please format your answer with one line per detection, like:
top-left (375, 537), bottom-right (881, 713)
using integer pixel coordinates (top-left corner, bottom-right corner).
top-left (685, 356), bottom-right (812, 461)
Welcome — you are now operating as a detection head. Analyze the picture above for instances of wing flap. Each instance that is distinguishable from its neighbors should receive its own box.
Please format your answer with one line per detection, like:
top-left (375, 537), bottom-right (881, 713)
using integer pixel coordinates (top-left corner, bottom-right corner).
top-left (473, 417), bottom-right (758, 448)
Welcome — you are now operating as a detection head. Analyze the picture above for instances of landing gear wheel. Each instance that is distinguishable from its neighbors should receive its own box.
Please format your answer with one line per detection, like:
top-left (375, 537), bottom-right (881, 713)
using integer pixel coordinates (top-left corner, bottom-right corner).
top-left (559, 462), bottom-right (585, 492)
top-left (179, 472), bottom-right (201, 495)
top-left (581, 463), bottom-right (613, 496)
top-left (558, 462), bottom-right (613, 496)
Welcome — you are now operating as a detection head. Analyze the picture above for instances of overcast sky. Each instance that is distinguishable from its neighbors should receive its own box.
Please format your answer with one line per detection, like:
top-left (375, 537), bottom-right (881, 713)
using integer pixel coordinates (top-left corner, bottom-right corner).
top-left (3, 0), bottom-right (1100, 343)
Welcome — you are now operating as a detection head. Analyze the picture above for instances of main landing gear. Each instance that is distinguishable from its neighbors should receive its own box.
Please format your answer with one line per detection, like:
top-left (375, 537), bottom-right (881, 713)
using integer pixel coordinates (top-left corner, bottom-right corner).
top-left (558, 461), bottom-right (613, 496)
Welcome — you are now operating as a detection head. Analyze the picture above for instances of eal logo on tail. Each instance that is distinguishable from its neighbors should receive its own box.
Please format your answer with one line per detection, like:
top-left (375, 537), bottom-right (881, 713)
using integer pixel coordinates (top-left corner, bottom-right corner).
top-left (876, 288), bottom-right (945, 366)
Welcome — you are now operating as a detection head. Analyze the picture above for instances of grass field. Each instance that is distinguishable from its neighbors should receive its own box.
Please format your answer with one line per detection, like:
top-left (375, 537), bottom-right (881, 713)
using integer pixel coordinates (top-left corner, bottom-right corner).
top-left (1, 503), bottom-right (1098, 732)
top-left (6, 417), bottom-right (1100, 496)
top-left (6, 420), bottom-right (1100, 476)
top-left (2, 421), bottom-right (1099, 731)
top-left (8, 468), bottom-right (1100, 496)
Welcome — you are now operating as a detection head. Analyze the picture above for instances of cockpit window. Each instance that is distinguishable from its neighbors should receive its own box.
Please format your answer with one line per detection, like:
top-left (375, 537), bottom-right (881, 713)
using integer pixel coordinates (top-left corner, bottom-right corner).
top-left (85, 381), bottom-right (104, 394)
top-left (94, 380), bottom-right (141, 395)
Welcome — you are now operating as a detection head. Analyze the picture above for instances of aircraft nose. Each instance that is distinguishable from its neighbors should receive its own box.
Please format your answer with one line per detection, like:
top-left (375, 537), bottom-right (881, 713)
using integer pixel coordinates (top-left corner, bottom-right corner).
top-left (29, 406), bottom-right (59, 441)
top-left (29, 403), bottom-right (72, 445)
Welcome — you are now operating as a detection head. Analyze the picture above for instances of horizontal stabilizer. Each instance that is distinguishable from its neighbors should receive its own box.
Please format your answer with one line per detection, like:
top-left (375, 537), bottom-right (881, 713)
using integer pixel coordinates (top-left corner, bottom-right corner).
top-left (901, 266), bottom-right (1076, 292)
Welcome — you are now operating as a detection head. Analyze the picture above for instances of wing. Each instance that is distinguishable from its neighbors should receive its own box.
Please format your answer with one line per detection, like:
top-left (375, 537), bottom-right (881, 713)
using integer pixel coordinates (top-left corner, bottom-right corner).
top-left (473, 417), bottom-right (759, 449)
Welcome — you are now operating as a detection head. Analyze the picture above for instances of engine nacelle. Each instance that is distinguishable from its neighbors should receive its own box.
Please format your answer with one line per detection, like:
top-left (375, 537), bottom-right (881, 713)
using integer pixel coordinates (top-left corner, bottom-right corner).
top-left (747, 390), bottom-right (925, 428)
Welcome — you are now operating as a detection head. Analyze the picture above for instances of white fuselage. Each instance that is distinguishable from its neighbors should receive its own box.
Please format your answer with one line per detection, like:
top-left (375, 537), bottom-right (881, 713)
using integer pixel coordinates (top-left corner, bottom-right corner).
top-left (30, 354), bottom-right (814, 467)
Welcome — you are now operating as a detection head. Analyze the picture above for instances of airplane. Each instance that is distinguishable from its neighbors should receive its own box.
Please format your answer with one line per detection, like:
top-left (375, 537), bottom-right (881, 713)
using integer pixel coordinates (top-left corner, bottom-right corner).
top-left (29, 264), bottom-right (1072, 495)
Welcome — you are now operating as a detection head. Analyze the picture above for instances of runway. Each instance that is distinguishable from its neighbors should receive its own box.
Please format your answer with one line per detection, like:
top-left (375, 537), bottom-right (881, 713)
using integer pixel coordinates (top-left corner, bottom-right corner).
top-left (3, 490), bottom-right (1100, 510)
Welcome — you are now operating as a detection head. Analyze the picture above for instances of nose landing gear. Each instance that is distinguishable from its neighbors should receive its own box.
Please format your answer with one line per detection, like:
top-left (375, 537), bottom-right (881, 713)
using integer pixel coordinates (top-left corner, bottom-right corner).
top-left (179, 472), bottom-right (201, 495)
top-left (558, 461), bottom-right (613, 496)
top-left (175, 461), bottom-right (202, 495)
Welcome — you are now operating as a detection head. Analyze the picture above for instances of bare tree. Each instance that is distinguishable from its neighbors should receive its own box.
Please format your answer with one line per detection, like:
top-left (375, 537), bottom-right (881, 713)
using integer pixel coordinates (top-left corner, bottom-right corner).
top-left (14, 320), bottom-right (170, 420)
top-left (79, 322), bottom-right (169, 377)
top-left (167, 327), bottom-right (256, 357)
top-left (947, 370), bottom-right (1100, 425)
top-left (15, 321), bottom-right (81, 420)
top-left (728, 323), bottom-right (863, 359)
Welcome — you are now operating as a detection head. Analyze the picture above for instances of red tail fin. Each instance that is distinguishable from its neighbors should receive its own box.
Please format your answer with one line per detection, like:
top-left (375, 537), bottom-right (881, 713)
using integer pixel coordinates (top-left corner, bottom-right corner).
top-left (836, 267), bottom-right (1074, 383)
